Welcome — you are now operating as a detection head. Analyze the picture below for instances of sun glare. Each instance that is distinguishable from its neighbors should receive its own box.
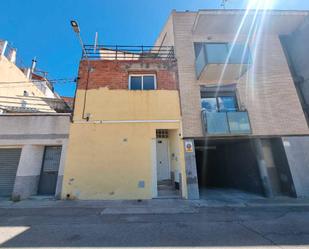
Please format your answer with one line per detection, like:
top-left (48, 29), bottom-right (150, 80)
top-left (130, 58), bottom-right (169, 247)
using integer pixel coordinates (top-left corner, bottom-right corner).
top-left (246, 0), bottom-right (277, 10)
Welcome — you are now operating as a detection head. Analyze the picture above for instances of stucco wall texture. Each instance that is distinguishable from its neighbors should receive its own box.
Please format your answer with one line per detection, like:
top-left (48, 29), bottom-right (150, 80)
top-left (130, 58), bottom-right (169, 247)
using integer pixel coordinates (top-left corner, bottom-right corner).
top-left (62, 59), bottom-right (186, 200)
top-left (62, 122), bottom-right (184, 200)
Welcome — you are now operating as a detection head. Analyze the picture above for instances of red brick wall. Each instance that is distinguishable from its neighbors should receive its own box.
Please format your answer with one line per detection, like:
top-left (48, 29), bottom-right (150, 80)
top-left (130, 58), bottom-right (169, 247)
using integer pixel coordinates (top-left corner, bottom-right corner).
top-left (77, 59), bottom-right (178, 90)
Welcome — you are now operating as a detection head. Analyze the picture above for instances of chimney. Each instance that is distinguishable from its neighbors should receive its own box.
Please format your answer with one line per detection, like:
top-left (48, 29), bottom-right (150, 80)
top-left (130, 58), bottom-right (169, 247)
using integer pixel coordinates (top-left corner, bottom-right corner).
top-left (31, 57), bottom-right (37, 73)
top-left (26, 57), bottom-right (37, 79)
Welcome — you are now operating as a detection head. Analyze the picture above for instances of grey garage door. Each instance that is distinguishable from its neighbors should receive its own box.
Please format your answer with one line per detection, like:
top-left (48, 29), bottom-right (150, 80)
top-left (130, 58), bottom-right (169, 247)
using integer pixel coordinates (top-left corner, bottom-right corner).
top-left (0, 148), bottom-right (21, 197)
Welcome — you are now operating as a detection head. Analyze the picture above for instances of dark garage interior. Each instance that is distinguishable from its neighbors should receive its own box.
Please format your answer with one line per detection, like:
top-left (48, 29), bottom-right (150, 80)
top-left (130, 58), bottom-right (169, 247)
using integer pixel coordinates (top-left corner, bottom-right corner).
top-left (194, 138), bottom-right (296, 199)
top-left (195, 139), bottom-right (265, 198)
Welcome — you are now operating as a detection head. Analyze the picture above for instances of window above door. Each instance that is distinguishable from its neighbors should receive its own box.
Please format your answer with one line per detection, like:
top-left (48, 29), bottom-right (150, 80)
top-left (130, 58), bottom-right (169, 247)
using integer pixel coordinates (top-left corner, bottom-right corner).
top-left (129, 74), bottom-right (156, 90)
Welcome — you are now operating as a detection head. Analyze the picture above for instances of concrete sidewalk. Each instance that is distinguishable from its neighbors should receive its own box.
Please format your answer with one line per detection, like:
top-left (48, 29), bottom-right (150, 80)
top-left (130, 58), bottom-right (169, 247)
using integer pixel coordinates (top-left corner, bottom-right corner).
top-left (1, 195), bottom-right (309, 214)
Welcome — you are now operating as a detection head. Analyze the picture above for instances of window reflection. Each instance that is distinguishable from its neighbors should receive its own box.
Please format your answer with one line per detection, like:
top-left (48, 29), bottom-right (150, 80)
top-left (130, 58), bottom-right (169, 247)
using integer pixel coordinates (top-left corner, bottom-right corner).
top-left (201, 96), bottom-right (237, 112)
top-left (218, 96), bottom-right (237, 112)
top-left (201, 98), bottom-right (217, 112)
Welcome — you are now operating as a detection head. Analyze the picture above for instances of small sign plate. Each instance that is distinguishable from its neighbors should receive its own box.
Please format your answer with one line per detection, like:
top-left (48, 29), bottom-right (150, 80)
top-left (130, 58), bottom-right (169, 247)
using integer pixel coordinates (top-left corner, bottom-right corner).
top-left (185, 141), bottom-right (193, 153)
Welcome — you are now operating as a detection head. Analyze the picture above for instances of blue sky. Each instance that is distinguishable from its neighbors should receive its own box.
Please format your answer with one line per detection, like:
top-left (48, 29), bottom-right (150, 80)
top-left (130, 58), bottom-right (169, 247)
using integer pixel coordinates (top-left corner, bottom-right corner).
top-left (1, 0), bottom-right (309, 97)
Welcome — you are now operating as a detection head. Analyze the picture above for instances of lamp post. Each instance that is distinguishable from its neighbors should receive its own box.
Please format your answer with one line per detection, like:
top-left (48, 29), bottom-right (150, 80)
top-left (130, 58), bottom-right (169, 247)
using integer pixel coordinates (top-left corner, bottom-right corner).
top-left (70, 20), bottom-right (92, 121)
top-left (70, 20), bottom-right (90, 63)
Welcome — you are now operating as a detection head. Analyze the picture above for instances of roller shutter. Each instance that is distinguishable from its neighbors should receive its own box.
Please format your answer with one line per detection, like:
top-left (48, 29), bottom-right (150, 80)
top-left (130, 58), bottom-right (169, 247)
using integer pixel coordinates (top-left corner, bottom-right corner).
top-left (0, 148), bottom-right (21, 197)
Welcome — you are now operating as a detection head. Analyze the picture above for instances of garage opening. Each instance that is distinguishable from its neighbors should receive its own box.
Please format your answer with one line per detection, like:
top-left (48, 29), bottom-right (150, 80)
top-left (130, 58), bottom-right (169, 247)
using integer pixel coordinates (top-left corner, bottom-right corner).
top-left (195, 139), bottom-right (264, 199)
top-left (195, 138), bottom-right (295, 200)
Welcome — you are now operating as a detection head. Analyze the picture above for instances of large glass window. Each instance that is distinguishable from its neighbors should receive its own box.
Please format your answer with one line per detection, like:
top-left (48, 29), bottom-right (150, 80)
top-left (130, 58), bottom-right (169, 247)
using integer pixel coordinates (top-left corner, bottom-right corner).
top-left (194, 42), bottom-right (251, 64)
top-left (229, 44), bottom-right (251, 64)
top-left (129, 75), bottom-right (156, 90)
top-left (201, 95), bottom-right (237, 112)
top-left (205, 43), bottom-right (229, 63)
top-left (201, 98), bottom-right (217, 112)
top-left (218, 96), bottom-right (237, 112)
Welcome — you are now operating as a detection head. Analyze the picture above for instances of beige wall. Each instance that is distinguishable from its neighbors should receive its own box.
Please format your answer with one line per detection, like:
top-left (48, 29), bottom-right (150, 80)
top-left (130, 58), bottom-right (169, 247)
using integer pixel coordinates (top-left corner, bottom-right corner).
top-left (159, 11), bottom-right (309, 138)
top-left (73, 88), bottom-right (181, 121)
top-left (154, 12), bottom-right (175, 47)
top-left (0, 55), bottom-right (55, 112)
top-left (62, 122), bottom-right (184, 200)
top-left (62, 88), bottom-right (186, 200)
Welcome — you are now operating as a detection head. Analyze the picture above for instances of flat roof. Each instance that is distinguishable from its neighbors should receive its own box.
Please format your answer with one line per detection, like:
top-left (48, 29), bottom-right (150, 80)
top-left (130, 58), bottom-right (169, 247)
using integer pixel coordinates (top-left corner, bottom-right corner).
top-left (175, 9), bottom-right (309, 14)
top-left (190, 9), bottom-right (309, 35)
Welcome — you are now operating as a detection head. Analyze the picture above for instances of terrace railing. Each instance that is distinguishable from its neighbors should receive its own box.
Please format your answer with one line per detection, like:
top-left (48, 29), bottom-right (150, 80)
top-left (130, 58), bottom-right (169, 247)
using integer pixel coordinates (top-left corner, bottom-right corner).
top-left (82, 45), bottom-right (175, 61)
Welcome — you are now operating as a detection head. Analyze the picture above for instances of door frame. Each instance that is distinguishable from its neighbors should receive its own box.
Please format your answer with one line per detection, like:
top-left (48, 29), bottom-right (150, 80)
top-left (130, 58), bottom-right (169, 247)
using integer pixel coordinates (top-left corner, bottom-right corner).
top-left (151, 139), bottom-right (158, 198)
top-left (38, 146), bottom-right (62, 196)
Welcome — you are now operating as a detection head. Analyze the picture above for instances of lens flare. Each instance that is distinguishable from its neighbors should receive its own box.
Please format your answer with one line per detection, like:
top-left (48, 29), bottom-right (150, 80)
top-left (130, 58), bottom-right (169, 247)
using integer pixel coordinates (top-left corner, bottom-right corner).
top-left (204, 0), bottom-right (278, 172)
top-left (246, 0), bottom-right (277, 10)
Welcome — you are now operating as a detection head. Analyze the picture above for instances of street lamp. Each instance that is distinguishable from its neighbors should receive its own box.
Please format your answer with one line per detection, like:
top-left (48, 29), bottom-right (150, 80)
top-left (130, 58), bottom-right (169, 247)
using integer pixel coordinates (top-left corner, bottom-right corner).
top-left (70, 20), bottom-right (92, 121)
top-left (70, 20), bottom-right (80, 33)
top-left (70, 20), bottom-right (88, 61)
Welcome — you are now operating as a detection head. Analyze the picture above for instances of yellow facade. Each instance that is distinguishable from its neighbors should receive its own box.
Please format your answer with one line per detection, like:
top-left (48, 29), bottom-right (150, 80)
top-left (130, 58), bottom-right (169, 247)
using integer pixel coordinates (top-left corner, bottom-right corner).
top-left (62, 88), bottom-right (187, 200)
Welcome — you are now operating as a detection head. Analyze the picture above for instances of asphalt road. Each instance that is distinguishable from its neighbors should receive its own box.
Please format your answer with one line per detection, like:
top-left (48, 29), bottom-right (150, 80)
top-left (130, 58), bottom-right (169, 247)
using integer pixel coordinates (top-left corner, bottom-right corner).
top-left (0, 205), bottom-right (309, 249)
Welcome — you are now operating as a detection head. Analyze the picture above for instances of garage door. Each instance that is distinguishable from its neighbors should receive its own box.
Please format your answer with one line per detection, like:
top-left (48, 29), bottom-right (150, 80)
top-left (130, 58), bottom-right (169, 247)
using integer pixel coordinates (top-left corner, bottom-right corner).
top-left (0, 148), bottom-right (21, 197)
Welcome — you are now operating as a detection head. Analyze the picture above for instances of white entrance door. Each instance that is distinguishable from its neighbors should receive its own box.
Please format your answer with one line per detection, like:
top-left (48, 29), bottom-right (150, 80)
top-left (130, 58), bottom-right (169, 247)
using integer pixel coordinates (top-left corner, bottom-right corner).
top-left (156, 139), bottom-right (170, 181)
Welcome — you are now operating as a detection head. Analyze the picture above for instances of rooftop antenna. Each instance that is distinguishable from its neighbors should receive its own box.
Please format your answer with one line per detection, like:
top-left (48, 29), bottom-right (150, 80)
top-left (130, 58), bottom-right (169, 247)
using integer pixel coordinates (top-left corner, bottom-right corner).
top-left (94, 32), bottom-right (98, 53)
top-left (221, 0), bottom-right (228, 9)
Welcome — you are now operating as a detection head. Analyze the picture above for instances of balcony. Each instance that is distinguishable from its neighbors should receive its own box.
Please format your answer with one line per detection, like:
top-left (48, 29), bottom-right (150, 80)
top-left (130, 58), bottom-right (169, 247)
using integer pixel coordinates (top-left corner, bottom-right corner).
top-left (82, 45), bottom-right (175, 61)
top-left (202, 110), bottom-right (251, 136)
top-left (195, 43), bottom-right (251, 82)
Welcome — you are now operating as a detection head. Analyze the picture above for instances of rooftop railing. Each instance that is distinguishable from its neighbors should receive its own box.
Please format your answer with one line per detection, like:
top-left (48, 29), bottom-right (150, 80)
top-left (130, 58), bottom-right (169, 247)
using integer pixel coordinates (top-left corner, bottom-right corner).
top-left (82, 45), bottom-right (175, 61)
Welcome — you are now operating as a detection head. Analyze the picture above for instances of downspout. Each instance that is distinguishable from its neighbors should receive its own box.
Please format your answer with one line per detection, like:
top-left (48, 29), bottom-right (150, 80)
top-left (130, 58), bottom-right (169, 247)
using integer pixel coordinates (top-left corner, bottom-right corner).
top-left (71, 59), bottom-right (92, 123)
top-left (82, 61), bottom-right (92, 121)
top-left (80, 43), bottom-right (93, 122)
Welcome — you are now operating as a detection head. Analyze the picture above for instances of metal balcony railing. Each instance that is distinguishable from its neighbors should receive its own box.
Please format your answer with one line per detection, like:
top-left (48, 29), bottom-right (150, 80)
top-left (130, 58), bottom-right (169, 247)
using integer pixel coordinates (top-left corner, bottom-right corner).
top-left (202, 110), bottom-right (252, 135)
top-left (82, 45), bottom-right (175, 61)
